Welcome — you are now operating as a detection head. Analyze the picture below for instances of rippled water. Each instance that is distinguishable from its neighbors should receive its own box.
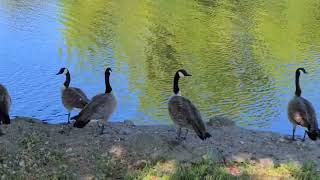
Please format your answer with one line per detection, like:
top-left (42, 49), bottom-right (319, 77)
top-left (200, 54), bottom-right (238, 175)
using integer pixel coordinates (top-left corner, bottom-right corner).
top-left (1, 0), bottom-right (320, 135)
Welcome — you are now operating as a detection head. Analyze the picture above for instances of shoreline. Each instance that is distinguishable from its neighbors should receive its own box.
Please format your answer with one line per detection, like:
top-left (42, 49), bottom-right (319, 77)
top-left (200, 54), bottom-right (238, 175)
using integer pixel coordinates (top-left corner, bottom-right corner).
top-left (0, 116), bottom-right (319, 178)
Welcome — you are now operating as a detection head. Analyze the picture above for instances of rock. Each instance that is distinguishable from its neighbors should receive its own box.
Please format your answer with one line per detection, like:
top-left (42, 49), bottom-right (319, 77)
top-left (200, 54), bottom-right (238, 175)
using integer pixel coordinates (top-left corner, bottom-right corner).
top-left (19, 160), bottom-right (25, 167)
top-left (119, 128), bottom-right (132, 135)
top-left (279, 137), bottom-right (286, 143)
top-left (66, 148), bottom-right (73, 153)
top-left (101, 152), bottom-right (109, 157)
top-left (124, 120), bottom-right (135, 126)
top-left (296, 141), bottom-right (305, 147)
top-left (109, 145), bottom-right (127, 158)
top-left (133, 160), bottom-right (148, 169)
top-left (259, 158), bottom-right (274, 168)
top-left (1, 175), bottom-right (6, 180)
top-left (231, 153), bottom-right (252, 163)
top-left (126, 133), bottom-right (165, 153)
top-left (207, 115), bottom-right (235, 127)
top-left (203, 148), bottom-right (225, 163)
top-left (240, 141), bottom-right (245, 145)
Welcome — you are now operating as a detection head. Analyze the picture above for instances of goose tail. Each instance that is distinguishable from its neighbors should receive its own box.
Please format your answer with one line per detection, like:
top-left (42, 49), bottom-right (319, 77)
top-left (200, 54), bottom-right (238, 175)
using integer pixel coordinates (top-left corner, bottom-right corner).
top-left (72, 115), bottom-right (90, 128)
top-left (306, 130), bottom-right (318, 141)
top-left (0, 109), bottom-right (10, 124)
top-left (198, 132), bottom-right (212, 141)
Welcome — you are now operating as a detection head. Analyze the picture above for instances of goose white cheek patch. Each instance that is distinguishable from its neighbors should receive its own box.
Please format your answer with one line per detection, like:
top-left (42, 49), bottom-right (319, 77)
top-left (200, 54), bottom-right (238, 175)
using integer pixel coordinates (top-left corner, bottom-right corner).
top-left (63, 69), bottom-right (68, 75)
top-left (178, 71), bottom-right (184, 77)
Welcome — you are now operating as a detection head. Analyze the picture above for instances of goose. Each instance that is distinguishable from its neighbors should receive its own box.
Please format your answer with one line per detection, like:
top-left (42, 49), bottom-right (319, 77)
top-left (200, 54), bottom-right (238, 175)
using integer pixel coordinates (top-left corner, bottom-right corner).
top-left (168, 69), bottom-right (211, 141)
top-left (56, 68), bottom-right (89, 124)
top-left (72, 67), bottom-right (117, 135)
top-left (288, 68), bottom-right (320, 141)
top-left (0, 84), bottom-right (11, 135)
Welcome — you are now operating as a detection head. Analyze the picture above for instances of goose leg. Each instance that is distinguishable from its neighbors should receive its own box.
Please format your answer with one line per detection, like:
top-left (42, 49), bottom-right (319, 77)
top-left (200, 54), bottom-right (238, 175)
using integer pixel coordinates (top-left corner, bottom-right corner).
top-left (176, 127), bottom-right (182, 140)
top-left (99, 124), bottom-right (105, 135)
top-left (97, 121), bottom-right (102, 128)
top-left (302, 131), bottom-right (307, 142)
top-left (292, 126), bottom-right (296, 141)
top-left (67, 112), bottom-right (71, 124)
top-left (183, 129), bottom-right (189, 140)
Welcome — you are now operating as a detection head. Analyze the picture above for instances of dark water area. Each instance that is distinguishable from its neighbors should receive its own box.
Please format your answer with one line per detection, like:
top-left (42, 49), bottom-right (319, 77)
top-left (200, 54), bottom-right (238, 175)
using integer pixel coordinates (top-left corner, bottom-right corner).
top-left (1, 0), bottom-right (320, 136)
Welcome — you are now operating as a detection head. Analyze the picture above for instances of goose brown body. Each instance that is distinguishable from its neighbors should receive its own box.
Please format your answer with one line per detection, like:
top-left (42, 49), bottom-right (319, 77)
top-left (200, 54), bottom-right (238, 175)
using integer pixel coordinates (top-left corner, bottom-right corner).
top-left (168, 69), bottom-right (211, 140)
top-left (72, 93), bottom-right (116, 128)
top-left (62, 87), bottom-right (89, 111)
top-left (57, 68), bottom-right (89, 123)
top-left (72, 68), bottom-right (117, 134)
top-left (288, 68), bottom-right (320, 140)
top-left (0, 84), bottom-right (11, 124)
top-left (169, 95), bottom-right (210, 140)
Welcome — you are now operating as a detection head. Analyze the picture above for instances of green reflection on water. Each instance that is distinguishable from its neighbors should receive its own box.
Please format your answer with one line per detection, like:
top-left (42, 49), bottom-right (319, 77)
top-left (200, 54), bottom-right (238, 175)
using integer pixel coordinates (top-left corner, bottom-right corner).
top-left (58, 0), bottom-right (320, 126)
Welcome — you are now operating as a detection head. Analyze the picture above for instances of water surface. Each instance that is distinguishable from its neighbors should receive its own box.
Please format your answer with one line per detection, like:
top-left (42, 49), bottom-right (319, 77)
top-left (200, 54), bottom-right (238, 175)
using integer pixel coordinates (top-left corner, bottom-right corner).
top-left (1, 0), bottom-right (320, 136)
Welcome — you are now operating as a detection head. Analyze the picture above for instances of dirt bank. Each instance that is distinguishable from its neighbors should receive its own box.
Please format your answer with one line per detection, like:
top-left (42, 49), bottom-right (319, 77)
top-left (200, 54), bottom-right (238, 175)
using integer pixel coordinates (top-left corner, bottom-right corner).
top-left (0, 116), bottom-right (319, 179)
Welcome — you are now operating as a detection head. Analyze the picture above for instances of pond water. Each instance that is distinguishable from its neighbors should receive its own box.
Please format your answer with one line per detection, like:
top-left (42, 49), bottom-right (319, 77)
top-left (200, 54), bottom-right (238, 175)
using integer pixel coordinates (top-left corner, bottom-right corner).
top-left (1, 0), bottom-right (320, 136)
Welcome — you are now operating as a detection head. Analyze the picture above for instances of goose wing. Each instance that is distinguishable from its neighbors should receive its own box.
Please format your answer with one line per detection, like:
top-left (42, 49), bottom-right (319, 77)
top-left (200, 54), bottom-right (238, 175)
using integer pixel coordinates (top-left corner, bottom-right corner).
top-left (62, 87), bottom-right (89, 109)
top-left (169, 96), bottom-right (207, 135)
top-left (74, 93), bottom-right (116, 125)
top-left (302, 98), bottom-right (318, 131)
top-left (0, 85), bottom-right (11, 124)
top-left (288, 97), bottom-right (315, 129)
top-left (73, 88), bottom-right (90, 102)
top-left (0, 85), bottom-right (10, 112)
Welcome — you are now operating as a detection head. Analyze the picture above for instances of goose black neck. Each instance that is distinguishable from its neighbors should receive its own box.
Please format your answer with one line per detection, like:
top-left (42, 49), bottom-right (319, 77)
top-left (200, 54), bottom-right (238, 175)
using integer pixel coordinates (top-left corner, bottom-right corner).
top-left (105, 72), bottom-right (112, 94)
top-left (173, 72), bottom-right (180, 95)
top-left (295, 70), bottom-right (301, 97)
top-left (64, 72), bottom-right (71, 88)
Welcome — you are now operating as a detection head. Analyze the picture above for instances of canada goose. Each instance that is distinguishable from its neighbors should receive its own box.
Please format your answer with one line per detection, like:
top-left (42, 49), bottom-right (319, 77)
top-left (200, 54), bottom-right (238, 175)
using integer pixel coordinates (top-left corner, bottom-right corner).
top-left (288, 68), bottom-right (320, 141)
top-left (168, 69), bottom-right (211, 141)
top-left (56, 68), bottom-right (89, 124)
top-left (0, 84), bottom-right (11, 135)
top-left (72, 67), bottom-right (117, 135)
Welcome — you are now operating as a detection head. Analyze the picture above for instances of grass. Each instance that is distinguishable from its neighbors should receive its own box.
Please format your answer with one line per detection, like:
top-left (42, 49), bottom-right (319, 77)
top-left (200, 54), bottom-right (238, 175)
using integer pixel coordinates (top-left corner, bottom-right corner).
top-left (95, 154), bottom-right (126, 179)
top-left (126, 157), bottom-right (320, 180)
top-left (0, 133), bottom-right (73, 179)
top-left (1, 134), bottom-right (319, 179)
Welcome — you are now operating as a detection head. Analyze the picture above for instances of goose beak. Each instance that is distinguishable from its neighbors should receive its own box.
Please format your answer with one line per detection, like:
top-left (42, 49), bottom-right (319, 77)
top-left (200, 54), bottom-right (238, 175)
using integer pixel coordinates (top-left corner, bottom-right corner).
top-left (186, 73), bottom-right (192, 76)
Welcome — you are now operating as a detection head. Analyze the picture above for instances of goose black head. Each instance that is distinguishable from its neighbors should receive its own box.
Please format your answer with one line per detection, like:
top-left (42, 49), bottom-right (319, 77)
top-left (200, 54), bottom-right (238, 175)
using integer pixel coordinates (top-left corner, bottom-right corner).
top-left (56, 68), bottom-right (69, 75)
top-left (105, 67), bottom-right (112, 74)
top-left (177, 69), bottom-right (192, 78)
top-left (296, 68), bottom-right (307, 74)
top-left (306, 130), bottom-right (318, 141)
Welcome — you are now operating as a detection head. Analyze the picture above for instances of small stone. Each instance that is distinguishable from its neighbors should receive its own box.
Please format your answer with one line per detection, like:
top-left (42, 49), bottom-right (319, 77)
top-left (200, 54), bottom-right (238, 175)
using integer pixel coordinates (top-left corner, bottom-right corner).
top-left (119, 128), bottom-right (132, 135)
top-left (279, 137), bottom-right (286, 142)
top-left (259, 158), bottom-right (274, 168)
top-left (240, 141), bottom-right (244, 145)
top-left (66, 148), bottom-right (73, 153)
top-left (296, 141), bottom-right (304, 147)
top-left (203, 148), bottom-right (225, 163)
top-left (133, 160), bottom-right (148, 169)
top-left (207, 116), bottom-right (235, 127)
top-left (19, 160), bottom-right (25, 167)
top-left (124, 120), bottom-right (135, 126)
top-left (45, 141), bottom-right (49, 145)
top-left (231, 153), bottom-right (252, 163)
top-left (307, 141), bottom-right (316, 145)
top-left (1, 175), bottom-right (6, 180)
top-left (101, 152), bottom-right (109, 157)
